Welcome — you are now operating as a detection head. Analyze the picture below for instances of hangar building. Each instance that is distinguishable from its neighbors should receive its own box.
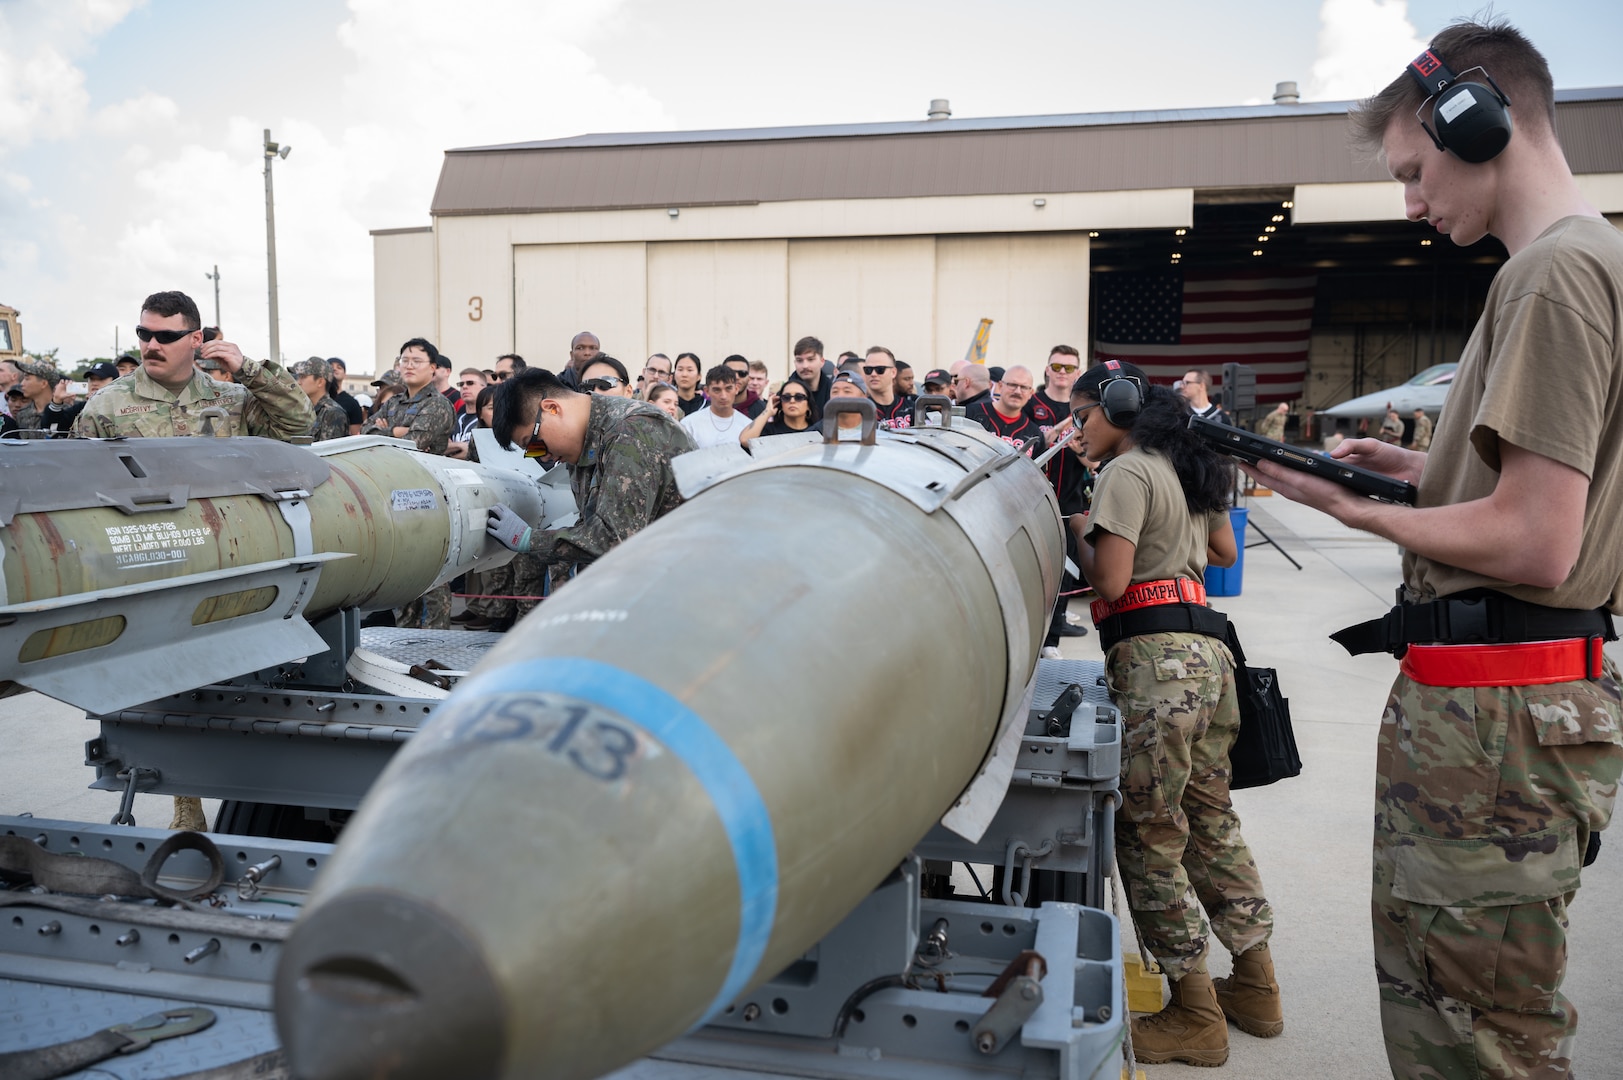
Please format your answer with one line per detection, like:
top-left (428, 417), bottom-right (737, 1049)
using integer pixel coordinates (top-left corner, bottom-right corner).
top-left (371, 87), bottom-right (1623, 409)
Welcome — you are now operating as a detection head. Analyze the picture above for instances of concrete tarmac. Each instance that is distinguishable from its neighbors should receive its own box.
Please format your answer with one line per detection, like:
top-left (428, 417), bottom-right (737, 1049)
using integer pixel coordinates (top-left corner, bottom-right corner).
top-left (3, 493), bottom-right (1621, 1079)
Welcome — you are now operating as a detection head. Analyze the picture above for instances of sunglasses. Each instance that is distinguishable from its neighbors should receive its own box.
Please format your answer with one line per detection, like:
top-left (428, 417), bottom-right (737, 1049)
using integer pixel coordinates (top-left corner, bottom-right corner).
top-left (779, 392), bottom-right (808, 403)
top-left (458, 379), bottom-right (482, 388)
top-left (1049, 362), bottom-right (1079, 373)
top-left (861, 365), bottom-right (892, 376)
top-left (590, 376), bottom-right (623, 388)
top-left (523, 411), bottom-right (549, 458)
top-left (134, 327), bottom-right (194, 344)
top-left (490, 372), bottom-right (510, 381)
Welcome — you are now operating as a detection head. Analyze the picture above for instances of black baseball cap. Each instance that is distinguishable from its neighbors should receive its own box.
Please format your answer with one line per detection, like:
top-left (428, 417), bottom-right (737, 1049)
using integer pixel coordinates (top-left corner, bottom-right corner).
top-left (85, 362), bottom-right (119, 380)
top-left (1075, 359), bottom-right (1149, 399)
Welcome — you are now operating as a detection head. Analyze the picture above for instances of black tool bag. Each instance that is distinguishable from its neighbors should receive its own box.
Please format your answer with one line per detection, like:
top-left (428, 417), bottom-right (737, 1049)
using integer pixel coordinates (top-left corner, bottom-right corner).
top-left (1223, 619), bottom-right (1302, 789)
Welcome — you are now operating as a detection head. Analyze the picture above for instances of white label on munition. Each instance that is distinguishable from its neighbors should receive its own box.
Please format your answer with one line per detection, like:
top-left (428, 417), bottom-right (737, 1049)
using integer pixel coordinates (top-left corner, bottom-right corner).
top-left (391, 488), bottom-right (438, 511)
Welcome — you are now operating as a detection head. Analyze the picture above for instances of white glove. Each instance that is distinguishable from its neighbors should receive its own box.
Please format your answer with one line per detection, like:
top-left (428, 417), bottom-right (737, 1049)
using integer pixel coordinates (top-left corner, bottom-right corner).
top-left (486, 503), bottom-right (533, 552)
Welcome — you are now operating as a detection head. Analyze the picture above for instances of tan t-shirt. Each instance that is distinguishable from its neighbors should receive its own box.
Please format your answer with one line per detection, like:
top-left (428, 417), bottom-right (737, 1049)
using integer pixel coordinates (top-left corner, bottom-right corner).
top-left (1404, 215), bottom-right (1623, 612)
top-left (1086, 447), bottom-right (1225, 583)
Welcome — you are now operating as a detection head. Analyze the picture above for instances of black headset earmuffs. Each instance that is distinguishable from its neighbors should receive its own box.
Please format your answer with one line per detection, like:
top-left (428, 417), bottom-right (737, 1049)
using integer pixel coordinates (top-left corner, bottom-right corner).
top-left (1098, 375), bottom-right (1143, 428)
top-left (1407, 49), bottom-right (1513, 164)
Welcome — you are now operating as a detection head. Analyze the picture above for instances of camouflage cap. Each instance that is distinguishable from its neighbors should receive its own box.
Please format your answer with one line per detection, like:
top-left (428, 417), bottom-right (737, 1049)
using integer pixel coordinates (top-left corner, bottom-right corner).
top-left (371, 370), bottom-right (407, 390)
top-left (194, 354), bottom-right (223, 371)
top-left (15, 359), bottom-right (60, 383)
top-left (292, 357), bottom-right (332, 382)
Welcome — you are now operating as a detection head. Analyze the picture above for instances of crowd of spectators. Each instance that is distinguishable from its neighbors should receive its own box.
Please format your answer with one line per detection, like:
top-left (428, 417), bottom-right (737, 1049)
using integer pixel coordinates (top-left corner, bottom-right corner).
top-left (5, 297), bottom-right (1157, 645)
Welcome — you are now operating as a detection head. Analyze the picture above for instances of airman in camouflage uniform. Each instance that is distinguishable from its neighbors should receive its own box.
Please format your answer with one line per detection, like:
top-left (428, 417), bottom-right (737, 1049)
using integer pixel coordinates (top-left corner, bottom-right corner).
top-left (1250, 22), bottom-right (1623, 1078)
top-left (9, 359), bottom-right (58, 433)
top-left (485, 370), bottom-right (694, 588)
top-left (75, 355), bottom-right (313, 439)
top-left (1108, 632), bottom-right (1274, 976)
top-left (75, 290), bottom-right (315, 832)
top-left (1256, 403), bottom-right (1289, 443)
top-left (292, 357), bottom-right (349, 442)
top-left (362, 379), bottom-right (456, 455)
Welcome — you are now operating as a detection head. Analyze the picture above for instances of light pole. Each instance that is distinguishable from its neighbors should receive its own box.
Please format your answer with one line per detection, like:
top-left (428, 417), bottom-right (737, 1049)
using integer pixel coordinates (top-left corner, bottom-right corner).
top-left (205, 264), bottom-right (221, 328)
top-left (263, 130), bottom-right (291, 363)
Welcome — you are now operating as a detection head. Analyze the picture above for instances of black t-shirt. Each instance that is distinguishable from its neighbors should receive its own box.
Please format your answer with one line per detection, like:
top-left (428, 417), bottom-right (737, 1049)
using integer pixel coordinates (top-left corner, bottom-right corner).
top-left (760, 418), bottom-right (816, 437)
top-left (1045, 446), bottom-right (1092, 517)
top-left (43, 401), bottom-right (84, 433)
top-left (873, 393), bottom-right (918, 430)
top-left (956, 389), bottom-right (992, 413)
top-left (677, 393), bottom-right (705, 417)
top-left (334, 390), bottom-right (364, 429)
top-left (800, 364), bottom-right (836, 414)
top-left (964, 401), bottom-right (1042, 450)
top-left (1192, 402), bottom-right (1233, 427)
top-left (1025, 391), bottom-right (1067, 428)
top-left (1022, 391), bottom-right (1089, 515)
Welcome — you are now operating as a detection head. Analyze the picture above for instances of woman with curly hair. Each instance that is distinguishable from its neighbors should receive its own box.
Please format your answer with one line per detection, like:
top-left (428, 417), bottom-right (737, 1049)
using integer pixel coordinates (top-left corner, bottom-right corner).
top-left (1071, 360), bottom-right (1280, 1068)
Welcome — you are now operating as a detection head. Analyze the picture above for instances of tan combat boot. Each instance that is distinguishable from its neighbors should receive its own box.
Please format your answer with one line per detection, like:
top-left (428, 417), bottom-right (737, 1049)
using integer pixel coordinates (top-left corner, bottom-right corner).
top-left (1131, 969), bottom-right (1228, 1067)
top-left (169, 795), bottom-right (208, 832)
top-left (1213, 942), bottom-right (1284, 1038)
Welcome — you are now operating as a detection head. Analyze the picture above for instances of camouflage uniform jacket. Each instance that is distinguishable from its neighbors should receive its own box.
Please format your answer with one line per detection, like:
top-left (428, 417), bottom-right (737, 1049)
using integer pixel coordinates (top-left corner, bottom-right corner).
top-left (532, 393), bottom-right (696, 568)
top-left (73, 360), bottom-right (315, 440)
top-left (363, 383), bottom-right (455, 455)
top-left (11, 400), bottom-right (43, 432)
top-left (311, 395), bottom-right (349, 442)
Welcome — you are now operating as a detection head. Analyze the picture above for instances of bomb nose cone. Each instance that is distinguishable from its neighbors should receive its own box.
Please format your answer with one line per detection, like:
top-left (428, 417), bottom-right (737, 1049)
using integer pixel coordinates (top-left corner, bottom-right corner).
top-left (276, 891), bottom-right (505, 1080)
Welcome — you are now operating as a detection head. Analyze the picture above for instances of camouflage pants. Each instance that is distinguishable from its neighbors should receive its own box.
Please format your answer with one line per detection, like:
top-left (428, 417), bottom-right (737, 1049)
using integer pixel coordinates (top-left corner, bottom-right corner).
top-left (1106, 631), bottom-right (1274, 980)
top-left (1373, 664), bottom-right (1623, 1080)
top-left (396, 583), bottom-right (452, 630)
top-left (511, 553), bottom-right (552, 620)
top-left (464, 563), bottom-right (516, 621)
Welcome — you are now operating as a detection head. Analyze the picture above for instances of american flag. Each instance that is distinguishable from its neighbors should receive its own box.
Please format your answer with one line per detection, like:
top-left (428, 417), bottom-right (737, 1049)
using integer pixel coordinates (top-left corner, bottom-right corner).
top-left (1092, 271), bottom-right (1317, 402)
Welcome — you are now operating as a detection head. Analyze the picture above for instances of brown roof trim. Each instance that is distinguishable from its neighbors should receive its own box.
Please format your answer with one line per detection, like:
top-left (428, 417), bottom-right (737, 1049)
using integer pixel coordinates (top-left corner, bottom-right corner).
top-left (429, 90), bottom-right (1623, 217)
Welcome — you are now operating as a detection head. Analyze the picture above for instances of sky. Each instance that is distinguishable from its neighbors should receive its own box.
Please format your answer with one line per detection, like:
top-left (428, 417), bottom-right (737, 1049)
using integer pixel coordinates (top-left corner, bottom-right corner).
top-left (1, 0), bottom-right (1618, 374)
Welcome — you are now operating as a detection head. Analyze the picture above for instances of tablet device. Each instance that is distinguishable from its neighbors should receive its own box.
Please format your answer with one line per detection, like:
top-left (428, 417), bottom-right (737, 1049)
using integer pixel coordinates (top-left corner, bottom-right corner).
top-left (1189, 415), bottom-right (1418, 505)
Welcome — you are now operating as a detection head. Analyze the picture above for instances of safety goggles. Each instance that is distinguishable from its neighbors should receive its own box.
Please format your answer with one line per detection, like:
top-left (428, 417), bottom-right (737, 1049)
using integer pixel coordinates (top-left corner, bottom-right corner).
top-left (522, 412), bottom-right (549, 458)
top-left (134, 327), bottom-right (194, 344)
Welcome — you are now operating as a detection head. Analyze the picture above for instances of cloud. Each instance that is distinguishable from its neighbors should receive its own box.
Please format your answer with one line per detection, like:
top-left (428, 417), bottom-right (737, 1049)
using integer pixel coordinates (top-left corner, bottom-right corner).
top-left (91, 93), bottom-right (183, 137)
top-left (1307, 0), bottom-right (1427, 101)
top-left (0, 45), bottom-right (91, 145)
top-left (0, 0), bottom-right (148, 145)
top-left (8, 0), bottom-right (674, 370)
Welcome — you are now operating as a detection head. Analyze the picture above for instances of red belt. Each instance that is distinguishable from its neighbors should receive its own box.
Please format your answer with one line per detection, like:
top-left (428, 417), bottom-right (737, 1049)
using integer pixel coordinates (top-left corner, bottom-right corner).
top-left (1091, 577), bottom-right (1207, 625)
top-left (1399, 637), bottom-right (1607, 687)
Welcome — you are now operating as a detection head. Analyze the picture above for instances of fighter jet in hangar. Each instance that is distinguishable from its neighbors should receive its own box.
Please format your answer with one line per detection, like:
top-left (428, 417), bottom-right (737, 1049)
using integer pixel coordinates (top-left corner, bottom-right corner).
top-left (1320, 362), bottom-right (1456, 420)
